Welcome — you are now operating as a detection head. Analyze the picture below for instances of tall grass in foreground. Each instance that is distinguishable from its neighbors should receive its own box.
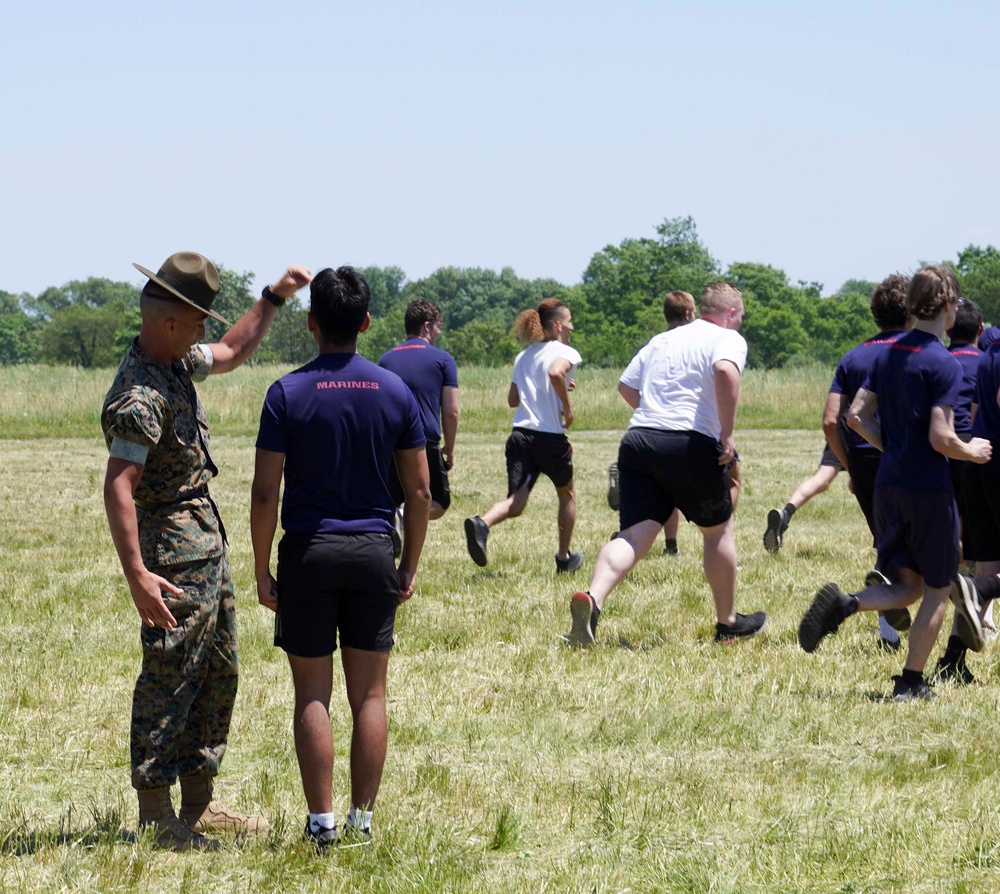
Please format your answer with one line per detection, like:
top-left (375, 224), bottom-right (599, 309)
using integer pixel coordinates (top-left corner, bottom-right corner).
top-left (2, 429), bottom-right (1000, 892)
top-left (0, 362), bottom-right (832, 439)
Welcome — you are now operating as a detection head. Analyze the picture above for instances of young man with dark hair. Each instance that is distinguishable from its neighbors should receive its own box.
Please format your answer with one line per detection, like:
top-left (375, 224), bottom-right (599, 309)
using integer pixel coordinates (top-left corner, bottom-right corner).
top-left (103, 252), bottom-right (309, 849)
top-left (567, 282), bottom-right (766, 646)
top-left (798, 266), bottom-right (992, 701)
top-left (250, 266), bottom-right (431, 848)
top-left (379, 298), bottom-right (459, 531)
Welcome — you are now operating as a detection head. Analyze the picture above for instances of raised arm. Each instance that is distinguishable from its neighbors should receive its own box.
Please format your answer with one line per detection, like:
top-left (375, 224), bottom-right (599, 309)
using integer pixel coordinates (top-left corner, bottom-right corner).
top-left (209, 266), bottom-right (312, 374)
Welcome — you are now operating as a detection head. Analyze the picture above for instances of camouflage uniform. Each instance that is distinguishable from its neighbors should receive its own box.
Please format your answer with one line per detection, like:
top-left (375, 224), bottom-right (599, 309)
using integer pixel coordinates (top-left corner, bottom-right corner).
top-left (102, 339), bottom-right (238, 791)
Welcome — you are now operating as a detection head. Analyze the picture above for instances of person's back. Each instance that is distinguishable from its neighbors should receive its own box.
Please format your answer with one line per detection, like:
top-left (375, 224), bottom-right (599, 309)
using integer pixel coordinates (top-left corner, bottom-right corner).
top-left (511, 339), bottom-right (581, 433)
top-left (261, 352), bottom-right (422, 533)
top-left (378, 338), bottom-right (457, 441)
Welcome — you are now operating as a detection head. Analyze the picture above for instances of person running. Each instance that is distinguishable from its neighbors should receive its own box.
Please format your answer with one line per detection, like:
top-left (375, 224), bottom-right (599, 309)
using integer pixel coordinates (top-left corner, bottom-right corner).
top-left (250, 266), bottom-right (431, 848)
top-left (566, 282), bottom-right (767, 646)
top-left (798, 266), bottom-right (991, 702)
top-left (378, 299), bottom-right (459, 552)
top-left (464, 298), bottom-right (582, 573)
top-left (763, 443), bottom-right (843, 554)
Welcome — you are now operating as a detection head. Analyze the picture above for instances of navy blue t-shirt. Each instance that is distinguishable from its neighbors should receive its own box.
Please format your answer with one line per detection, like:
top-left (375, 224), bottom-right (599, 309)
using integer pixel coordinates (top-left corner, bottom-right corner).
top-left (979, 325), bottom-right (1000, 351)
top-left (948, 343), bottom-right (982, 435)
top-left (829, 330), bottom-right (906, 452)
top-left (972, 342), bottom-right (1000, 476)
top-left (256, 352), bottom-right (425, 535)
top-left (378, 338), bottom-right (458, 441)
top-left (866, 329), bottom-right (963, 492)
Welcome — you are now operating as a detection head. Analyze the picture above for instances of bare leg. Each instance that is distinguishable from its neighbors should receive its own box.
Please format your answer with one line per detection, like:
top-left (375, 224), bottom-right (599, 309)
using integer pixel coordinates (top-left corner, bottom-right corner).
top-left (700, 516), bottom-right (737, 625)
top-left (429, 502), bottom-right (446, 521)
top-left (855, 567), bottom-right (924, 612)
top-left (663, 509), bottom-right (679, 541)
top-left (555, 480), bottom-right (576, 559)
top-left (728, 460), bottom-right (742, 513)
top-left (588, 520), bottom-right (662, 609)
top-left (287, 654), bottom-right (334, 815)
top-left (481, 485), bottom-right (530, 528)
top-left (788, 465), bottom-right (839, 510)
top-left (903, 583), bottom-right (949, 674)
top-left (341, 647), bottom-right (390, 811)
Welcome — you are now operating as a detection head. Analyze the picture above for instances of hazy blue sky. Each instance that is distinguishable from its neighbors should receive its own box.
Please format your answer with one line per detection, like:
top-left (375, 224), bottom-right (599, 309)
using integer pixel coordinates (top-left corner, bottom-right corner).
top-left (3, 1), bottom-right (998, 298)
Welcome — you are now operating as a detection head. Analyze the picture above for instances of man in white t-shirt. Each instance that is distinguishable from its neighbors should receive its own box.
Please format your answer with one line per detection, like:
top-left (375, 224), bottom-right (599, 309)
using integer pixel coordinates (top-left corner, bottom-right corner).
top-left (565, 282), bottom-right (767, 645)
top-left (464, 299), bottom-right (584, 573)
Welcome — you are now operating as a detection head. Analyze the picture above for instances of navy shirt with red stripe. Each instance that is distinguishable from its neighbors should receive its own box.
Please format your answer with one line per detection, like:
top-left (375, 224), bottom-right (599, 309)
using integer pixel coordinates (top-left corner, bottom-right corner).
top-left (257, 353), bottom-right (425, 535)
top-left (378, 338), bottom-right (458, 441)
top-left (948, 342), bottom-right (982, 435)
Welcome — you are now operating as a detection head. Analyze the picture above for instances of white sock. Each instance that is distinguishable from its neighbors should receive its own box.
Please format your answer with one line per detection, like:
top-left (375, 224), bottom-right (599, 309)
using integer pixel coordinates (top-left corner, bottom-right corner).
top-left (309, 811), bottom-right (338, 832)
top-left (347, 807), bottom-right (373, 832)
top-left (878, 614), bottom-right (899, 642)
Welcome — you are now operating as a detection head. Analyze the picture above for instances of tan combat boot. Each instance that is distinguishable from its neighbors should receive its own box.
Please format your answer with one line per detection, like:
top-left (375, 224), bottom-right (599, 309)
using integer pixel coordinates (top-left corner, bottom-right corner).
top-left (178, 775), bottom-right (269, 835)
top-left (137, 787), bottom-right (220, 851)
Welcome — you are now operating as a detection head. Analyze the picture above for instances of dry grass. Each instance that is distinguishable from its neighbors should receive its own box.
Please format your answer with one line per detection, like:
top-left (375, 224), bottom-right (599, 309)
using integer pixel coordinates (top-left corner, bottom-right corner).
top-left (2, 418), bottom-right (1000, 891)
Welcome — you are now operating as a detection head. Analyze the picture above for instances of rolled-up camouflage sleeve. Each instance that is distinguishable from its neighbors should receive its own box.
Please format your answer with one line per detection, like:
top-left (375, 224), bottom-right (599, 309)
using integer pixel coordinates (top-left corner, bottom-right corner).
top-left (186, 344), bottom-right (214, 382)
top-left (105, 389), bottom-right (163, 465)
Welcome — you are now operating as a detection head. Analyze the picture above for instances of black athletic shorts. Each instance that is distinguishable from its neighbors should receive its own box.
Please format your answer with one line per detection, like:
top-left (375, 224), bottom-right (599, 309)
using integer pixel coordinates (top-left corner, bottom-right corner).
top-left (961, 463), bottom-right (1000, 562)
top-left (389, 439), bottom-right (451, 510)
top-left (618, 428), bottom-right (732, 529)
top-left (275, 531), bottom-right (399, 657)
top-left (819, 442), bottom-right (843, 470)
top-left (874, 484), bottom-right (959, 589)
top-left (505, 428), bottom-right (573, 494)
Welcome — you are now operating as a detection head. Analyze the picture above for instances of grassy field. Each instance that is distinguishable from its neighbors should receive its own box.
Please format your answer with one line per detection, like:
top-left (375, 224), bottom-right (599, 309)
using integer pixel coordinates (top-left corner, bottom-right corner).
top-left (3, 368), bottom-right (1000, 891)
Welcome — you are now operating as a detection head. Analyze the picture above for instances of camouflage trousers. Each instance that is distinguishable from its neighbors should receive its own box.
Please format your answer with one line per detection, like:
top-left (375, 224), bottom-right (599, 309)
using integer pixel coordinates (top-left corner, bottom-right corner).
top-left (131, 553), bottom-right (239, 790)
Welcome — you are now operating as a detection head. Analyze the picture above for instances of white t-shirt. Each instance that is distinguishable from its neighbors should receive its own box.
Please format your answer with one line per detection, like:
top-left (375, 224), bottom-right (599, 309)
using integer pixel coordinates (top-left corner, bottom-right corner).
top-left (511, 340), bottom-right (583, 434)
top-left (619, 318), bottom-right (746, 440)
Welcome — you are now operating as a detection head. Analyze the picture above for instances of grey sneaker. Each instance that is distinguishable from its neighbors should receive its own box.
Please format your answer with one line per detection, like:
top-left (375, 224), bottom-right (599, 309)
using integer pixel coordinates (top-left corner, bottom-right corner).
top-left (891, 675), bottom-right (936, 702)
top-left (799, 583), bottom-right (853, 653)
top-left (763, 508), bottom-right (786, 554)
top-left (304, 820), bottom-right (339, 852)
top-left (555, 552), bottom-right (583, 574)
top-left (950, 574), bottom-right (985, 653)
top-left (607, 463), bottom-right (620, 511)
top-left (464, 516), bottom-right (489, 567)
top-left (564, 591), bottom-right (598, 647)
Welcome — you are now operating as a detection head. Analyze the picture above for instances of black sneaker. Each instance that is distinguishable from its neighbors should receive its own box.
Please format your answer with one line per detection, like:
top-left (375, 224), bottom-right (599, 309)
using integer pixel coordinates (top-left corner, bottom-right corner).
top-left (891, 675), bottom-right (936, 702)
top-left (878, 636), bottom-right (901, 653)
top-left (950, 574), bottom-right (985, 652)
top-left (934, 655), bottom-right (975, 685)
top-left (799, 583), bottom-right (852, 653)
top-left (555, 552), bottom-right (583, 574)
top-left (304, 820), bottom-right (339, 851)
top-left (607, 463), bottom-right (620, 511)
top-left (663, 539), bottom-right (679, 556)
top-left (763, 508), bottom-right (785, 554)
top-left (714, 611), bottom-right (767, 643)
top-left (564, 591), bottom-right (598, 647)
top-left (464, 516), bottom-right (489, 567)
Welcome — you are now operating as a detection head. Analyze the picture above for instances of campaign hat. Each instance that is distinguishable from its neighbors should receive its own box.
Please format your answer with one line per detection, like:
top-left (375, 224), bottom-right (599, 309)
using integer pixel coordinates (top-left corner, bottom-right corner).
top-left (133, 252), bottom-right (230, 325)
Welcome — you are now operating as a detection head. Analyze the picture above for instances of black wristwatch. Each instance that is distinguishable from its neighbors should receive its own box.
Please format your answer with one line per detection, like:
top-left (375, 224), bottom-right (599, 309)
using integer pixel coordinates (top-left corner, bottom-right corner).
top-left (262, 285), bottom-right (286, 308)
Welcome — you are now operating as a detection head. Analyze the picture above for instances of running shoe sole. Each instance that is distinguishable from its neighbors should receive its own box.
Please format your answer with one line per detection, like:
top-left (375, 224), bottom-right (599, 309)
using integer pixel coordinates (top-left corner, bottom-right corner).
top-left (464, 517), bottom-right (488, 567)
top-left (565, 592), bottom-right (596, 647)
top-left (798, 583), bottom-right (846, 653)
top-left (950, 575), bottom-right (985, 653)
top-left (763, 509), bottom-right (783, 554)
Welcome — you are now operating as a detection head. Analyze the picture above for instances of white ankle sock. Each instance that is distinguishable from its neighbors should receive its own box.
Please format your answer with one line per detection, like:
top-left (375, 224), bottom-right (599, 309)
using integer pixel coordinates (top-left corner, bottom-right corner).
top-left (878, 615), bottom-right (899, 641)
top-left (347, 807), bottom-right (372, 831)
top-left (308, 811), bottom-right (337, 832)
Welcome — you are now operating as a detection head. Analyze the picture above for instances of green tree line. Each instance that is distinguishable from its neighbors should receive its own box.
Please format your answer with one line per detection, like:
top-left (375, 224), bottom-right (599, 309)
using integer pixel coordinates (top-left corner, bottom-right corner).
top-left (4, 218), bottom-right (1000, 369)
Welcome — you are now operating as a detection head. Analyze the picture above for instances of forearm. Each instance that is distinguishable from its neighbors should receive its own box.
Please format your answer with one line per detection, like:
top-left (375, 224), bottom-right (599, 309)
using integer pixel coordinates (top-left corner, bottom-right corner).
top-left (550, 372), bottom-right (572, 416)
top-left (218, 298), bottom-right (280, 368)
top-left (400, 486), bottom-right (431, 573)
top-left (847, 413), bottom-right (882, 452)
top-left (249, 490), bottom-right (280, 578)
top-left (713, 366), bottom-right (740, 441)
top-left (103, 477), bottom-right (146, 582)
top-left (441, 411), bottom-right (458, 456)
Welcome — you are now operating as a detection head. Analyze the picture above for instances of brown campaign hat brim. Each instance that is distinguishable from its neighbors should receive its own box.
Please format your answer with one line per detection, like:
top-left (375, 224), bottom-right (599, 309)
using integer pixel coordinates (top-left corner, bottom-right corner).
top-left (133, 262), bottom-right (230, 326)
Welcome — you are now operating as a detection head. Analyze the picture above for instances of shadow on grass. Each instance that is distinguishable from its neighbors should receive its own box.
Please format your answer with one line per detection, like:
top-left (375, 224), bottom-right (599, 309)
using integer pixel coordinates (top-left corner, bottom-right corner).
top-left (1, 826), bottom-right (138, 854)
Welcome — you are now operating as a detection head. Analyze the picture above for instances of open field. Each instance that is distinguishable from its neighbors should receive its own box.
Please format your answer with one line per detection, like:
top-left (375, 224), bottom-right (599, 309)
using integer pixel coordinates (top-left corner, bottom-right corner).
top-left (3, 379), bottom-right (1000, 891)
top-left (0, 363), bottom-right (834, 439)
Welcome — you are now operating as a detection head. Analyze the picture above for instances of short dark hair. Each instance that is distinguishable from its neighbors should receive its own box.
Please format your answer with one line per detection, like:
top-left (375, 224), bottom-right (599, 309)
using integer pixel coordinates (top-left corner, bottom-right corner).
top-left (948, 297), bottom-right (983, 344)
top-left (870, 274), bottom-right (910, 330)
top-left (906, 265), bottom-right (961, 321)
top-left (404, 298), bottom-right (442, 336)
top-left (309, 266), bottom-right (371, 343)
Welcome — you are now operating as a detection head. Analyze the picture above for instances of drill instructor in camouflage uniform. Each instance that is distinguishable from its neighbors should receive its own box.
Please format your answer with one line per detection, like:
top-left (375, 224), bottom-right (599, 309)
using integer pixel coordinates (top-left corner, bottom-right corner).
top-left (102, 252), bottom-right (311, 849)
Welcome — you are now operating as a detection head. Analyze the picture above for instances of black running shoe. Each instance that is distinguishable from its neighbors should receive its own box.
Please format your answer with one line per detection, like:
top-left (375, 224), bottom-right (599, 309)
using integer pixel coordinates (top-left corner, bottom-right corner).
top-left (714, 611), bottom-right (767, 643)
top-left (799, 583), bottom-right (852, 653)
top-left (464, 516), bottom-right (489, 567)
top-left (555, 552), bottom-right (584, 574)
top-left (304, 820), bottom-right (339, 852)
top-left (950, 574), bottom-right (985, 653)
top-left (934, 655), bottom-right (975, 686)
top-left (891, 675), bottom-right (936, 702)
top-left (663, 539), bottom-right (679, 556)
top-left (763, 508), bottom-right (785, 554)
top-left (607, 463), bottom-right (620, 511)
top-left (564, 591), bottom-right (598, 647)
